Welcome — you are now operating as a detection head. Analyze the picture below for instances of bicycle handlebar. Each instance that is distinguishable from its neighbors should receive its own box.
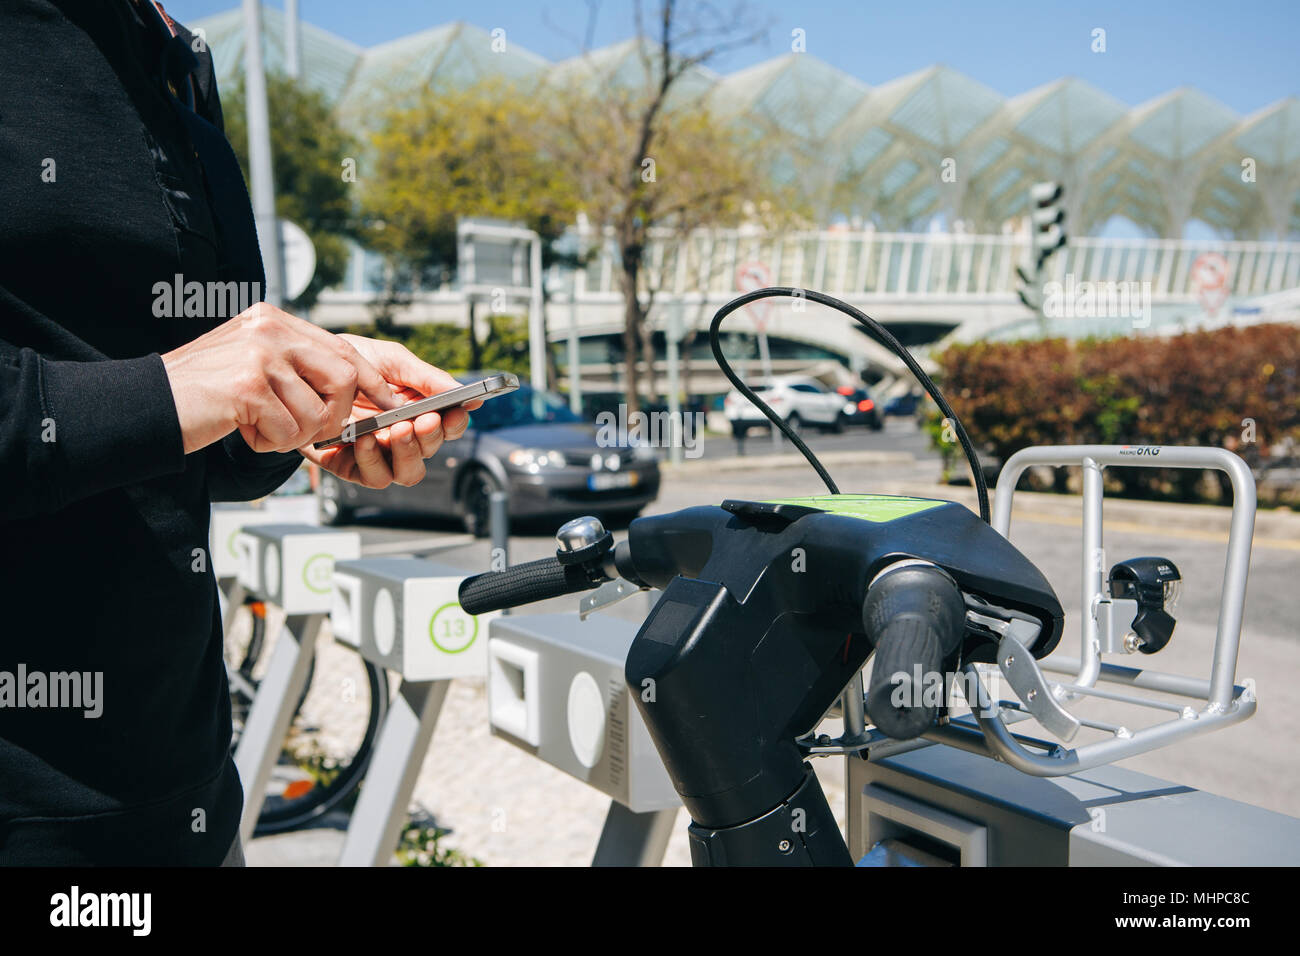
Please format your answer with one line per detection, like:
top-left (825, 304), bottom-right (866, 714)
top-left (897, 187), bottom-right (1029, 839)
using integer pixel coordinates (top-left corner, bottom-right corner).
top-left (458, 558), bottom-right (602, 615)
top-left (457, 502), bottom-right (1061, 865)
top-left (863, 562), bottom-right (967, 740)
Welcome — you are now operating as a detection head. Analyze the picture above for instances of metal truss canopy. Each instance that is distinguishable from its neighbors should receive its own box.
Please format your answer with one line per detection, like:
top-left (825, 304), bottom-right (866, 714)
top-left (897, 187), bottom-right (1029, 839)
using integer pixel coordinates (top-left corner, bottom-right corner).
top-left (195, 10), bottom-right (1300, 240)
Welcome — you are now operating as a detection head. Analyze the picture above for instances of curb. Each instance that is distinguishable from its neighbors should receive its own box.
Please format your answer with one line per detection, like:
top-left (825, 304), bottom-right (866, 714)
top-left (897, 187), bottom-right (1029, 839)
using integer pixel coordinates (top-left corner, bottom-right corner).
top-left (668, 449), bottom-right (916, 472)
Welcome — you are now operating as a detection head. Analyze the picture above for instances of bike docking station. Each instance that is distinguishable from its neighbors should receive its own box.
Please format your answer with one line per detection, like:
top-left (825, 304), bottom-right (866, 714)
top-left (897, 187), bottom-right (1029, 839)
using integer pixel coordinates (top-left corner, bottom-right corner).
top-left (231, 523), bottom-right (360, 842)
top-left (838, 445), bottom-right (1300, 866)
top-left (209, 503), bottom-right (281, 635)
top-left (485, 612), bottom-right (682, 866)
top-left (475, 515), bottom-right (681, 866)
top-left (329, 556), bottom-right (497, 866)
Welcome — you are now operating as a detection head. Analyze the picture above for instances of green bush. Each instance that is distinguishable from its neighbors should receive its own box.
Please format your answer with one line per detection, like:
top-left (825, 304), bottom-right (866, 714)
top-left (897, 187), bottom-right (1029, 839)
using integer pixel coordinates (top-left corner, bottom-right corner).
top-left (928, 323), bottom-right (1300, 503)
top-left (396, 821), bottom-right (483, 867)
top-left (347, 314), bottom-right (533, 379)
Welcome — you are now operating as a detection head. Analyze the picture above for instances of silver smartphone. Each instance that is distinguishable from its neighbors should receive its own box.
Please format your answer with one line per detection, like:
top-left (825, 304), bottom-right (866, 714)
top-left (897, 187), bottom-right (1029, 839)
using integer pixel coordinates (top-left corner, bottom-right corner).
top-left (313, 372), bottom-right (519, 449)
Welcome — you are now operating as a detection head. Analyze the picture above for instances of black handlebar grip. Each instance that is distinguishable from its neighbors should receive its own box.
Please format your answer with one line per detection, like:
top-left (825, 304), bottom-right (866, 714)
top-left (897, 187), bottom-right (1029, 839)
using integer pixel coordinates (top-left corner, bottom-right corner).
top-left (863, 563), bottom-right (966, 741)
top-left (459, 558), bottom-right (600, 615)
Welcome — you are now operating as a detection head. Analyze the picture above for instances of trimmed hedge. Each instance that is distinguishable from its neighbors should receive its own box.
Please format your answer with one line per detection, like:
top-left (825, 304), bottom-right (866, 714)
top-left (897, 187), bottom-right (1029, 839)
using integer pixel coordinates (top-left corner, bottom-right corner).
top-left (928, 323), bottom-right (1300, 503)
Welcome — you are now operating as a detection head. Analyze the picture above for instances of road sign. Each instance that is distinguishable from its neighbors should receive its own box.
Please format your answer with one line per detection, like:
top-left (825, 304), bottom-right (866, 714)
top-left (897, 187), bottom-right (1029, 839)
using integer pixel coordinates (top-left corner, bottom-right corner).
top-left (735, 261), bottom-right (772, 331)
top-left (1191, 252), bottom-right (1230, 316)
top-left (279, 219), bottom-right (316, 302)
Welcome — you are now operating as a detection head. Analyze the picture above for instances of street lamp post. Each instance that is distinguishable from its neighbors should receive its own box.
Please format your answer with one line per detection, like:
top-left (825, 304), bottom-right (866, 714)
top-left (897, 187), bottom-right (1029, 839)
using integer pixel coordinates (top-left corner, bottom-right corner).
top-left (242, 0), bottom-right (285, 307)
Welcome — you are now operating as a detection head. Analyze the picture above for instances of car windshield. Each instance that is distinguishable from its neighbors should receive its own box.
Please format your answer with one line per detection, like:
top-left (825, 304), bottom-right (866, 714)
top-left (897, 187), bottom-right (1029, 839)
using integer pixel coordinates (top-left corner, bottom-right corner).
top-left (466, 384), bottom-right (583, 431)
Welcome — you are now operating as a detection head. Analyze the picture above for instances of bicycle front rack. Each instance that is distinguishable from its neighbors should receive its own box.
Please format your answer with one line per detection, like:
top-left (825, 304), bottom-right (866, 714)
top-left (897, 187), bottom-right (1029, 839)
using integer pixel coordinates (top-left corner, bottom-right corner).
top-left (822, 444), bottom-right (1258, 776)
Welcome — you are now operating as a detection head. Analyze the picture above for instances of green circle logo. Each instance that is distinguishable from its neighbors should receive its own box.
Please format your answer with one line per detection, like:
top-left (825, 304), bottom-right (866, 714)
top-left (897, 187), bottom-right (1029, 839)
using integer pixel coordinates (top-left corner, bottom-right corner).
top-left (227, 528), bottom-right (241, 559)
top-left (430, 602), bottom-right (478, 654)
top-left (302, 553), bottom-right (334, 594)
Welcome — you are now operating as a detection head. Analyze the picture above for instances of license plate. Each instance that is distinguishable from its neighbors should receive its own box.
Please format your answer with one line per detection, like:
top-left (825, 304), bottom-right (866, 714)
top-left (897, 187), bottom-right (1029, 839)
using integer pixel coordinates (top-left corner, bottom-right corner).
top-left (587, 471), bottom-right (638, 491)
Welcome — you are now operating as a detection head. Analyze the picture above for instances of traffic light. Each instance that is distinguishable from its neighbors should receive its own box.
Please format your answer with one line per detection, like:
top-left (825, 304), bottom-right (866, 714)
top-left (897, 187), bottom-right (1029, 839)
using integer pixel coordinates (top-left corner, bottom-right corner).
top-left (1029, 181), bottom-right (1067, 271)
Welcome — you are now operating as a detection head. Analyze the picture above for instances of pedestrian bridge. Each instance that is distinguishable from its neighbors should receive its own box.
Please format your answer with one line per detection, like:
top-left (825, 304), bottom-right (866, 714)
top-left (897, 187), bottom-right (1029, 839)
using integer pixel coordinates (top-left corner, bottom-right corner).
top-left (315, 227), bottom-right (1300, 383)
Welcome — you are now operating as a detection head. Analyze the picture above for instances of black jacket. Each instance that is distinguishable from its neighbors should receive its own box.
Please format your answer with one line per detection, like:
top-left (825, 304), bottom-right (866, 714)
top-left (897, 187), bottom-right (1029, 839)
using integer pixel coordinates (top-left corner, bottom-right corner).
top-left (0, 0), bottom-right (300, 863)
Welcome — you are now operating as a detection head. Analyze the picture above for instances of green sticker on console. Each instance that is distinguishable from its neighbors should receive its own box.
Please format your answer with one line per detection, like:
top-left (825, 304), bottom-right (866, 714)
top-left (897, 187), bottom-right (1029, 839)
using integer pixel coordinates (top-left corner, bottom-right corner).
top-left (762, 494), bottom-right (945, 523)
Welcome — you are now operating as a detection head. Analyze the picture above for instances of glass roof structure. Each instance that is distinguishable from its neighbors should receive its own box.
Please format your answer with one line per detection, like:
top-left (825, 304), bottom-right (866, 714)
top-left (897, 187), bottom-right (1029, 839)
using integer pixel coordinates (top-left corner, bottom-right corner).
top-left (195, 9), bottom-right (1300, 240)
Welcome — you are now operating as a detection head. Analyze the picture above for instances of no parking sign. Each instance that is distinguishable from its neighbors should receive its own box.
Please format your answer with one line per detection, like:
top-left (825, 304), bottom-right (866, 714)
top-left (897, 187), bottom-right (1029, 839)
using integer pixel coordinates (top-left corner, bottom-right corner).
top-left (1191, 252), bottom-right (1230, 316)
top-left (736, 261), bottom-right (772, 331)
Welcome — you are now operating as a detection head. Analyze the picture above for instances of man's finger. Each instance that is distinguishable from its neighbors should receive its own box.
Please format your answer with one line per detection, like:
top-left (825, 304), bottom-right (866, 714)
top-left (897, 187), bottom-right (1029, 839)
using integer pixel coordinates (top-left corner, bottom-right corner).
top-left (411, 411), bottom-right (445, 458)
top-left (288, 348), bottom-right (360, 426)
top-left (350, 337), bottom-right (461, 398)
top-left (273, 358), bottom-right (343, 444)
top-left (388, 422), bottom-right (427, 486)
top-left (442, 406), bottom-right (470, 440)
top-left (290, 320), bottom-right (400, 411)
top-left (352, 433), bottom-right (394, 488)
top-left (243, 386), bottom-right (300, 452)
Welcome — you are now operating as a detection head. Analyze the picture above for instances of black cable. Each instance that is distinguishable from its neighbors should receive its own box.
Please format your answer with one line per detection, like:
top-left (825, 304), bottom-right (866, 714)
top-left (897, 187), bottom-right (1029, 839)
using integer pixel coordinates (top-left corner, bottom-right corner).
top-left (708, 287), bottom-right (990, 524)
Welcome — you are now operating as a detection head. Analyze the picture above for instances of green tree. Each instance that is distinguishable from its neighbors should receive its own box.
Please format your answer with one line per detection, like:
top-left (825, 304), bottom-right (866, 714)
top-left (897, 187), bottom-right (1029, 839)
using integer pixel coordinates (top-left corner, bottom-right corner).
top-left (547, 1), bottom-right (797, 412)
top-left (359, 79), bottom-right (582, 362)
top-left (355, 314), bottom-right (532, 379)
top-left (223, 74), bottom-right (357, 311)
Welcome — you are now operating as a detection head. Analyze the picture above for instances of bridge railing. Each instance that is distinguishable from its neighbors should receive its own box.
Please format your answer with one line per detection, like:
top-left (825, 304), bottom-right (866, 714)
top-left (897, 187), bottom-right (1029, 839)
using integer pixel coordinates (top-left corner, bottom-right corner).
top-left (579, 229), bottom-right (1300, 301)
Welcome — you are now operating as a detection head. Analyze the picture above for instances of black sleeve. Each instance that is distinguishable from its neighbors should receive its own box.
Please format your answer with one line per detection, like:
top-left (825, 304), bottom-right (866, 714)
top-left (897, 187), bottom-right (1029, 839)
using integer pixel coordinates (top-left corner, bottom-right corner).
top-left (204, 432), bottom-right (303, 503)
top-left (0, 342), bottom-right (187, 520)
top-left (169, 12), bottom-right (298, 503)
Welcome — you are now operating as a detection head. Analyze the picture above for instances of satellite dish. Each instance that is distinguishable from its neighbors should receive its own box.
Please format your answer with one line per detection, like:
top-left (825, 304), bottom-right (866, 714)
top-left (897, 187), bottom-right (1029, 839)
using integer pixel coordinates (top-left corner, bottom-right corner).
top-left (278, 219), bottom-right (317, 302)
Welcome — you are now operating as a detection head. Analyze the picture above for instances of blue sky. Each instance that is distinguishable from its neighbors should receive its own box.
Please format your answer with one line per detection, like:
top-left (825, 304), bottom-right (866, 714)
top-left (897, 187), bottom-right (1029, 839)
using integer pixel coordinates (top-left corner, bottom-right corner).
top-left (173, 0), bottom-right (1297, 114)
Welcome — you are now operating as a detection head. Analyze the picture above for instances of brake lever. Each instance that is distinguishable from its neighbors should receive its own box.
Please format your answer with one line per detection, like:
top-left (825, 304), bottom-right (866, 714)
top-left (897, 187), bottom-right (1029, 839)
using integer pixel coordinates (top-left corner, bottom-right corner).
top-left (578, 578), bottom-right (647, 620)
top-left (965, 605), bottom-right (1081, 742)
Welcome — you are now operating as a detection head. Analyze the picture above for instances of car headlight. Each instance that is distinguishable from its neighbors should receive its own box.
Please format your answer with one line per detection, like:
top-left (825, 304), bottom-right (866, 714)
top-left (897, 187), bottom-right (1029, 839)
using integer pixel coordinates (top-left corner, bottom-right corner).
top-left (507, 448), bottom-right (567, 471)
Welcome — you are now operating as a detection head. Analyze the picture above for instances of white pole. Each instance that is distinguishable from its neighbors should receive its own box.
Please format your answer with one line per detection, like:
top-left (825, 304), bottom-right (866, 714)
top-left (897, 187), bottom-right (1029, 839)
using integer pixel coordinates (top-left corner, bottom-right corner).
top-left (242, 0), bottom-right (285, 307)
top-left (285, 0), bottom-right (301, 79)
top-left (667, 299), bottom-right (683, 466)
top-left (758, 327), bottom-right (779, 449)
top-left (529, 236), bottom-right (546, 390)
top-left (567, 275), bottom-right (582, 414)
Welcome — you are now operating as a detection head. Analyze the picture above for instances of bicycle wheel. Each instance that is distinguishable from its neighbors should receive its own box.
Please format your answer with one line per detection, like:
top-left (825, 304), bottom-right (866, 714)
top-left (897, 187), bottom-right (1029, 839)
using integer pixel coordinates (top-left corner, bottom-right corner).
top-left (253, 639), bottom-right (390, 835)
top-left (224, 596), bottom-right (267, 752)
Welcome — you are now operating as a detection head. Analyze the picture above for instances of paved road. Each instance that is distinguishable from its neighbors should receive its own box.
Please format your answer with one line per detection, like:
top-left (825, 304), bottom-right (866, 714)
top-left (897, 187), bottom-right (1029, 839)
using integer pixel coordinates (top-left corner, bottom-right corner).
top-left (696, 414), bottom-right (934, 461)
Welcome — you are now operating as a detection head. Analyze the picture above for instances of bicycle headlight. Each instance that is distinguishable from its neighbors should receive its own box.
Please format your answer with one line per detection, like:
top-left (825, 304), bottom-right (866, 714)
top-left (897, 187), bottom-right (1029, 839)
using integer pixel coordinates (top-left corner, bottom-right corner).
top-left (1108, 557), bottom-right (1181, 654)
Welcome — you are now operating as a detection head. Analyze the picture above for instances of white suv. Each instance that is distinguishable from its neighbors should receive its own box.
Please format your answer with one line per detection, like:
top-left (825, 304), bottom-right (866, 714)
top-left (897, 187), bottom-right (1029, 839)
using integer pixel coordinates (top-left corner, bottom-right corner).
top-left (724, 375), bottom-right (846, 438)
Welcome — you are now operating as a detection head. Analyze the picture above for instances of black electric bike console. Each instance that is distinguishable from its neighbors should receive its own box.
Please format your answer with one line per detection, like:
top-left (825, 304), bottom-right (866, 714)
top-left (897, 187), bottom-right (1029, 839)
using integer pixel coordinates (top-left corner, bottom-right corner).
top-left (460, 492), bottom-right (1062, 866)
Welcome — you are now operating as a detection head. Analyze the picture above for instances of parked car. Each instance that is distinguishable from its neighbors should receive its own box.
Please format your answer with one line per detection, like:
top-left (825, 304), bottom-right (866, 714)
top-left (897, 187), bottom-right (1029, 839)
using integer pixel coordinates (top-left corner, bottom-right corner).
top-left (724, 375), bottom-right (846, 438)
top-left (317, 376), bottom-right (660, 535)
top-left (883, 391), bottom-right (924, 417)
top-left (835, 386), bottom-right (883, 431)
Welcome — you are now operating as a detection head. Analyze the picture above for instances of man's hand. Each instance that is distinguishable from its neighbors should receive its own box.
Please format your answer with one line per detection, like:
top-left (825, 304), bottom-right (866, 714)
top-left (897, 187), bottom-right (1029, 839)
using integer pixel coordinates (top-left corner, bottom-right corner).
top-left (162, 306), bottom-right (475, 490)
top-left (298, 334), bottom-right (478, 490)
top-left (163, 303), bottom-right (399, 455)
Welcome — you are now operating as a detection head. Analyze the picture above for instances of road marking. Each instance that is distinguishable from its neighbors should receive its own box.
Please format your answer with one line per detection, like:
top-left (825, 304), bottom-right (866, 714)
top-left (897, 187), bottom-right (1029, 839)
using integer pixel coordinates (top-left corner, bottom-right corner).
top-left (1015, 512), bottom-right (1300, 551)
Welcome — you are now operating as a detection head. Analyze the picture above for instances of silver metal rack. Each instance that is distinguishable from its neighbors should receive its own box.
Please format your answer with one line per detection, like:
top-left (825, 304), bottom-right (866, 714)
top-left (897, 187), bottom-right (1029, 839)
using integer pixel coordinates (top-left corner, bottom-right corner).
top-left (823, 444), bottom-right (1259, 777)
